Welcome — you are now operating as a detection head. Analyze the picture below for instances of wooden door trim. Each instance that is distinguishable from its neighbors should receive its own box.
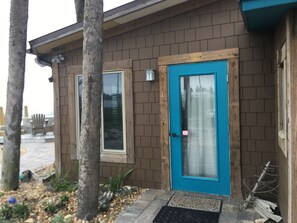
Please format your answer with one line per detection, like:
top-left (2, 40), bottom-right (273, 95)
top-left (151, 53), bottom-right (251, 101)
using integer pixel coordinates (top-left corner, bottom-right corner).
top-left (158, 48), bottom-right (241, 198)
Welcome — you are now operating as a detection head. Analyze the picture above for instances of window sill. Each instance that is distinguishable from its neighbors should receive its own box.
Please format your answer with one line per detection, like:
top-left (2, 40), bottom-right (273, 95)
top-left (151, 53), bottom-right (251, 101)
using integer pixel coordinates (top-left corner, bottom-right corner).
top-left (278, 131), bottom-right (287, 157)
top-left (101, 152), bottom-right (134, 164)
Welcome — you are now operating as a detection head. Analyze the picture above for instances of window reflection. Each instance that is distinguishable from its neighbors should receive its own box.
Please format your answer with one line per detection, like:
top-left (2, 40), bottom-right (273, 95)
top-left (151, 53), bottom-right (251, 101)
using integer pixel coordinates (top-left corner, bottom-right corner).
top-left (76, 72), bottom-right (124, 151)
top-left (103, 73), bottom-right (123, 150)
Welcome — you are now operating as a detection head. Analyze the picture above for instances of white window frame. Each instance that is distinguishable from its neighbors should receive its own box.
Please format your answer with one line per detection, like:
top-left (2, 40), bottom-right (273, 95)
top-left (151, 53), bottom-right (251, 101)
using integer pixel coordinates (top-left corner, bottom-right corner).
top-left (75, 71), bottom-right (126, 154)
top-left (277, 42), bottom-right (288, 157)
top-left (68, 60), bottom-right (134, 163)
top-left (100, 71), bottom-right (127, 154)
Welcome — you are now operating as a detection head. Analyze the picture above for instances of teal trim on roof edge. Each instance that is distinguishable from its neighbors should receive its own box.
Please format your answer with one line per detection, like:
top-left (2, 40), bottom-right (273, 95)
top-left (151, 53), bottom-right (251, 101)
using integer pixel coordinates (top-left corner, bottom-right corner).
top-left (240, 0), bottom-right (297, 30)
top-left (241, 0), bottom-right (297, 12)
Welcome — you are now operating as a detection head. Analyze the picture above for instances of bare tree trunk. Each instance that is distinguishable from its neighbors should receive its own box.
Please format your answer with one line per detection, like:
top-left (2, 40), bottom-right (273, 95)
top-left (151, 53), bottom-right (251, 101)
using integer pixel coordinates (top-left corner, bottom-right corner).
top-left (1, 0), bottom-right (28, 190)
top-left (75, 0), bottom-right (85, 22)
top-left (77, 0), bottom-right (103, 220)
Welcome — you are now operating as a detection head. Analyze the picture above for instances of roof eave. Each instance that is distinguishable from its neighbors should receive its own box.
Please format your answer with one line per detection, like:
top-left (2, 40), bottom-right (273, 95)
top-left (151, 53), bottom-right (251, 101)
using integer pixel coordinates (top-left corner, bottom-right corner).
top-left (29, 0), bottom-right (191, 55)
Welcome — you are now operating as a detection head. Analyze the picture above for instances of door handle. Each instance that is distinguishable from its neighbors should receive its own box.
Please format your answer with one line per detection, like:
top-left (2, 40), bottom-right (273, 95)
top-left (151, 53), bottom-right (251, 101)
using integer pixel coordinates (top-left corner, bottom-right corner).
top-left (169, 132), bottom-right (179, 137)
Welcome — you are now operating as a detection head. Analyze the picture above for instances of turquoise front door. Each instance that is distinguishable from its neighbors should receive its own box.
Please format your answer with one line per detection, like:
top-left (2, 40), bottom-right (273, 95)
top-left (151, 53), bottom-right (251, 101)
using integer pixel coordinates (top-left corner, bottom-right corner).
top-left (169, 60), bottom-right (230, 196)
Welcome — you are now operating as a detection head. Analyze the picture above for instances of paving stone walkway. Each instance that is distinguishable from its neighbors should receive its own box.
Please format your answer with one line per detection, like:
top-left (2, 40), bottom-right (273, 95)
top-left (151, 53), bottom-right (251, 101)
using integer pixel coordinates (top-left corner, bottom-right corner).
top-left (0, 133), bottom-right (55, 180)
top-left (116, 189), bottom-right (262, 223)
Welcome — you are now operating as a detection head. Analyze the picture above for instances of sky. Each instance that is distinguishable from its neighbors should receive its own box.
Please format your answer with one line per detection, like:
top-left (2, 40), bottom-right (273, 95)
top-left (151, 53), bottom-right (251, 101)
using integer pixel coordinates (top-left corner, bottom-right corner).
top-left (0, 0), bottom-right (133, 116)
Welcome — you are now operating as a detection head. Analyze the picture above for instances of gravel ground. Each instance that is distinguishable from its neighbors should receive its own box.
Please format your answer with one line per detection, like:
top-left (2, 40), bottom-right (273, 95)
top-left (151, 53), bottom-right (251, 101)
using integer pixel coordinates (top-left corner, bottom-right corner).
top-left (0, 165), bottom-right (144, 223)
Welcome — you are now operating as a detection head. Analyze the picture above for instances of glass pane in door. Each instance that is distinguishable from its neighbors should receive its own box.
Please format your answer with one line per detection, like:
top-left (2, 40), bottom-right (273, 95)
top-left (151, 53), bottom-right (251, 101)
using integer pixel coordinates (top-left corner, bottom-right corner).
top-left (180, 75), bottom-right (217, 178)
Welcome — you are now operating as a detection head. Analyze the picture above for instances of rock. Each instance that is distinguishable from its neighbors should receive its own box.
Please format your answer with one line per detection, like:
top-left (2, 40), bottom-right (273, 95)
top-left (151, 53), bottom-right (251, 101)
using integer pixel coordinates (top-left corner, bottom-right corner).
top-left (255, 219), bottom-right (267, 223)
top-left (25, 218), bottom-right (35, 223)
top-left (64, 214), bottom-right (73, 220)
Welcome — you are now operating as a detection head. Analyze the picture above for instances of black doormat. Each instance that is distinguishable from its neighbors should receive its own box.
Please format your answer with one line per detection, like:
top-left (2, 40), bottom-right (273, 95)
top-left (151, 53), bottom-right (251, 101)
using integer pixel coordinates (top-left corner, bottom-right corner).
top-left (153, 206), bottom-right (220, 223)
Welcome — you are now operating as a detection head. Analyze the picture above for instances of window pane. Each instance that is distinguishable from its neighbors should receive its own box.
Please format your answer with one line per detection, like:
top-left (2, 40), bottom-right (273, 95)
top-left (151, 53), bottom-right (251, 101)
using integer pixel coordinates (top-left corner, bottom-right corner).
top-left (77, 73), bottom-right (124, 151)
top-left (103, 73), bottom-right (124, 150)
top-left (180, 75), bottom-right (217, 178)
top-left (78, 76), bottom-right (83, 130)
top-left (279, 63), bottom-right (285, 130)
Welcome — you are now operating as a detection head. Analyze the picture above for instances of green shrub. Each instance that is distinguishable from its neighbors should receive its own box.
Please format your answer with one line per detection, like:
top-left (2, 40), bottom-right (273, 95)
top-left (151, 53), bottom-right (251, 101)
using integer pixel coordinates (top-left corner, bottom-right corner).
top-left (49, 174), bottom-right (77, 192)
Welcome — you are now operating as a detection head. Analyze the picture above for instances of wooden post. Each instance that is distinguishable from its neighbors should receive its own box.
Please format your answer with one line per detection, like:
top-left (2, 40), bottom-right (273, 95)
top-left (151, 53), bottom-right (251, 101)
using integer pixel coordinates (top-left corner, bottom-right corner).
top-left (24, 105), bottom-right (28, 118)
top-left (0, 107), bottom-right (4, 126)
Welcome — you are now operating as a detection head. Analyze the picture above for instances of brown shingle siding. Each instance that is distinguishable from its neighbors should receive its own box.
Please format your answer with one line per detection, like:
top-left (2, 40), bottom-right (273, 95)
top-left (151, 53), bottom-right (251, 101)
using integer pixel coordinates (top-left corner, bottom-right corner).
top-left (196, 26), bottom-right (213, 40)
top-left (221, 23), bottom-right (235, 37)
top-left (264, 99), bottom-right (275, 112)
top-left (247, 140), bottom-right (256, 151)
top-left (143, 147), bottom-right (153, 159)
top-left (164, 32), bottom-right (175, 45)
top-left (159, 45), bottom-right (170, 56)
top-left (246, 113), bottom-right (257, 126)
top-left (190, 15), bottom-right (200, 28)
top-left (123, 37), bottom-right (136, 49)
top-left (257, 86), bottom-right (275, 99)
top-left (242, 61), bottom-right (263, 75)
top-left (240, 48), bottom-right (253, 61)
top-left (251, 152), bottom-right (262, 165)
top-left (179, 43), bottom-right (188, 54)
top-left (56, 0), bottom-right (276, 190)
top-left (185, 29), bottom-right (196, 42)
top-left (253, 74), bottom-right (265, 86)
top-left (257, 113), bottom-right (271, 126)
top-left (212, 11), bottom-right (230, 25)
top-left (208, 37), bottom-right (226, 50)
top-left (256, 140), bottom-right (276, 152)
top-left (141, 136), bottom-right (151, 147)
top-left (170, 44), bottom-right (179, 55)
top-left (220, 0), bottom-right (239, 11)
top-left (139, 47), bottom-right (153, 59)
top-left (249, 99), bottom-right (265, 112)
top-left (239, 34), bottom-right (250, 48)
top-left (200, 14), bottom-right (212, 27)
top-left (241, 87), bottom-right (257, 99)
top-left (230, 10), bottom-right (239, 22)
top-left (154, 33), bottom-right (164, 46)
top-left (188, 41), bottom-right (200, 53)
top-left (240, 75), bottom-right (253, 87)
top-left (175, 30), bottom-right (185, 43)
top-left (226, 36), bottom-right (239, 48)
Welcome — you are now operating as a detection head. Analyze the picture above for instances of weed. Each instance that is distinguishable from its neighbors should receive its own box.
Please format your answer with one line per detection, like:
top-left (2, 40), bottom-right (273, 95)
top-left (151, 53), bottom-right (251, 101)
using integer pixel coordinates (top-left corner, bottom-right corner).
top-left (107, 168), bottom-right (133, 193)
top-left (0, 203), bottom-right (13, 220)
top-left (0, 217), bottom-right (10, 223)
top-left (49, 174), bottom-right (77, 192)
top-left (59, 194), bottom-right (69, 206)
top-left (0, 202), bottom-right (30, 220)
top-left (12, 203), bottom-right (29, 219)
top-left (45, 194), bottom-right (70, 214)
top-left (45, 202), bottom-right (59, 214)
top-left (0, 192), bottom-right (4, 198)
top-left (50, 212), bottom-right (73, 223)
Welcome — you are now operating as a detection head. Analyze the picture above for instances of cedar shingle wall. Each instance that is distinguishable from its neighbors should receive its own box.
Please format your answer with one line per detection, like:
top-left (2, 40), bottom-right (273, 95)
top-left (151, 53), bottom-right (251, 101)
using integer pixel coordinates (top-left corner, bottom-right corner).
top-left (56, 0), bottom-right (276, 190)
top-left (274, 19), bottom-right (288, 222)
